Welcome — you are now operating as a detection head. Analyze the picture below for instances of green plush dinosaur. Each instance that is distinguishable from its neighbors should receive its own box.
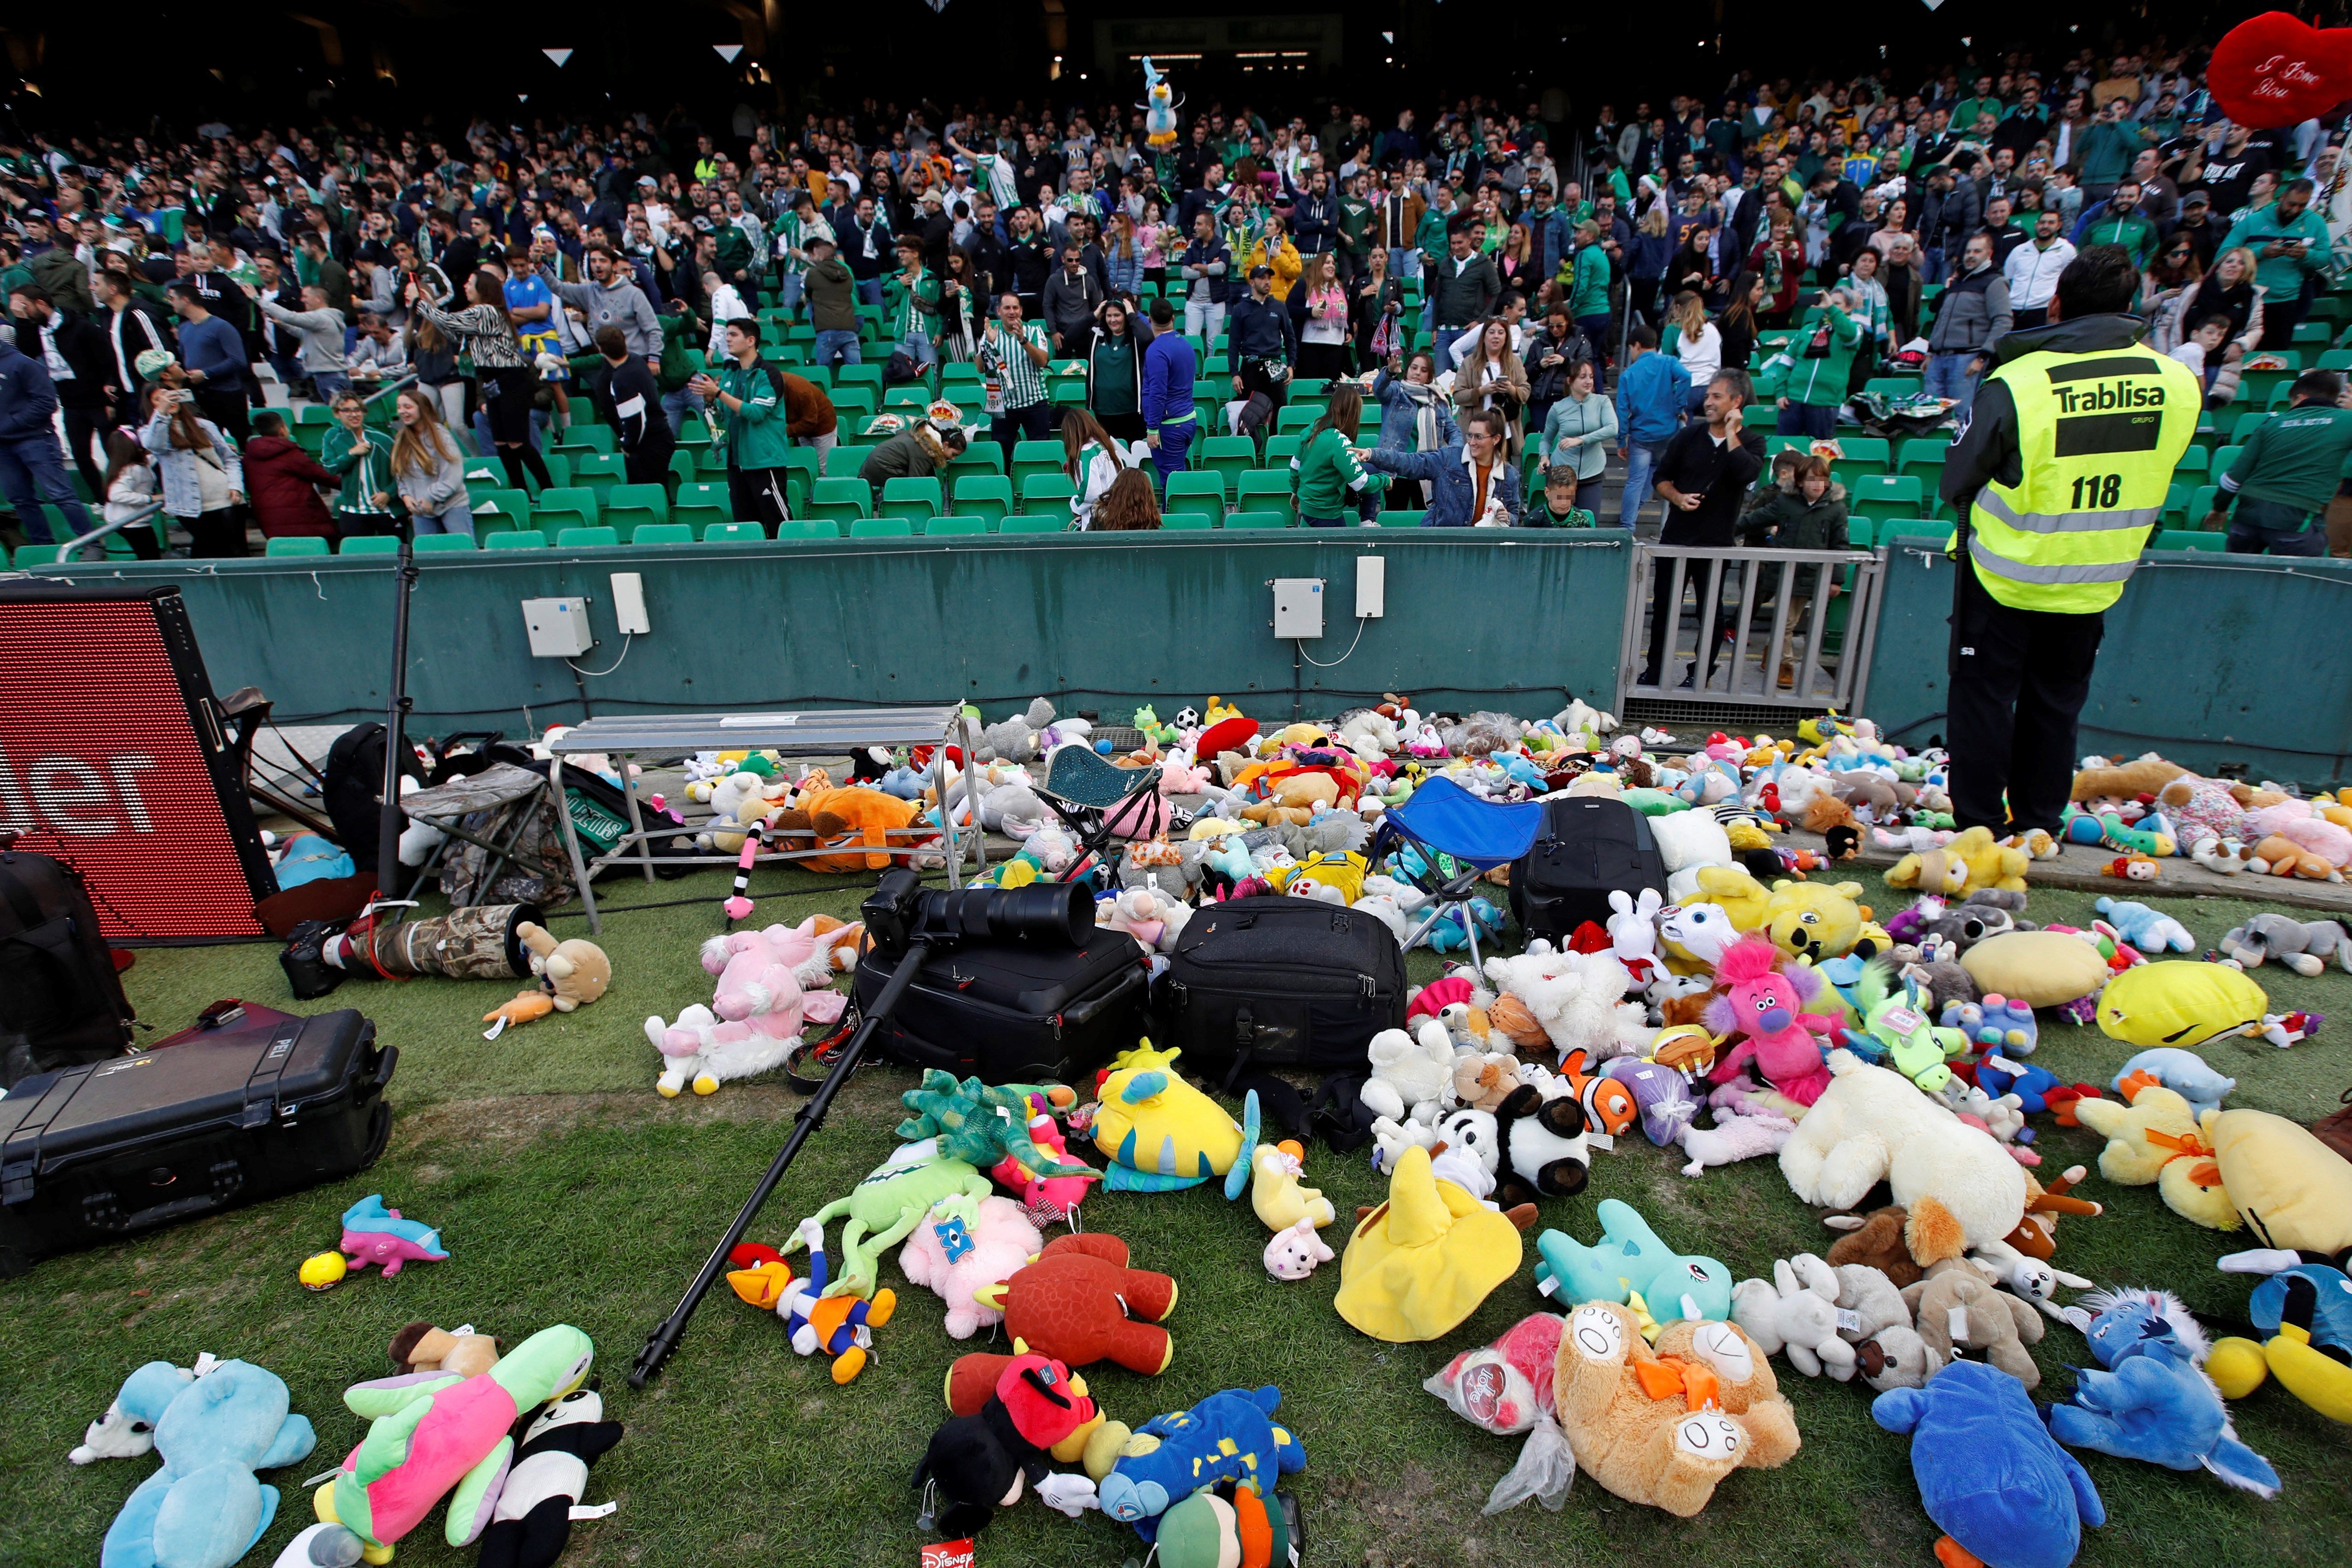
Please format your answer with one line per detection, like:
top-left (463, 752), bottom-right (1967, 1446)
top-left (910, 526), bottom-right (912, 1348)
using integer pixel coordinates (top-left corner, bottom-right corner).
top-left (1852, 958), bottom-right (1970, 1092)
top-left (896, 1071), bottom-right (1094, 1180)
top-left (792, 1140), bottom-right (996, 1298)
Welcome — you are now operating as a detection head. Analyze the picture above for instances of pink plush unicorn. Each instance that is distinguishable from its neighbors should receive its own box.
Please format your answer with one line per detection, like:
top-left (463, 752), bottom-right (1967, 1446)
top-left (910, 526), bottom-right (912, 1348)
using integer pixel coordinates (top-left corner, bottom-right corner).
top-left (1705, 934), bottom-right (1838, 1107)
top-left (644, 921), bottom-right (848, 1096)
top-left (990, 1096), bottom-right (1098, 1225)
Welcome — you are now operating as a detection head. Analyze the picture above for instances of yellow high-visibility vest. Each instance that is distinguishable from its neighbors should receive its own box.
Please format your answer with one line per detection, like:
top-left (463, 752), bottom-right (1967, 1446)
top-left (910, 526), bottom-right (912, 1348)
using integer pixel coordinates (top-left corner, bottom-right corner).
top-left (1967, 341), bottom-right (2200, 612)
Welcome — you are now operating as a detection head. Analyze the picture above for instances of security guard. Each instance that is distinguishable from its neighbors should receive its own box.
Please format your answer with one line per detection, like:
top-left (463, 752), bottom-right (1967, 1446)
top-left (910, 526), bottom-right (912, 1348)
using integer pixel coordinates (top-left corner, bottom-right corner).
top-left (1939, 245), bottom-right (2200, 839)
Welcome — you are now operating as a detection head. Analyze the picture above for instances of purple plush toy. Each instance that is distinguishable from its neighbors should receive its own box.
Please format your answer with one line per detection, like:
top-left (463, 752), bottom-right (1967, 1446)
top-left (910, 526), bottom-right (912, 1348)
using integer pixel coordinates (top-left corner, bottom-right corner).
top-left (1603, 1056), bottom-right (1700, 1146)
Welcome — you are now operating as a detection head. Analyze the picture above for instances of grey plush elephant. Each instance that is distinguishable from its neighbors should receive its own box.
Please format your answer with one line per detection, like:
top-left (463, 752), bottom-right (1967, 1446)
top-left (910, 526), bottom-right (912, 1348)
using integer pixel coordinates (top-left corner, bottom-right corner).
top-left (2219, 912), bottom-right (2352, 977)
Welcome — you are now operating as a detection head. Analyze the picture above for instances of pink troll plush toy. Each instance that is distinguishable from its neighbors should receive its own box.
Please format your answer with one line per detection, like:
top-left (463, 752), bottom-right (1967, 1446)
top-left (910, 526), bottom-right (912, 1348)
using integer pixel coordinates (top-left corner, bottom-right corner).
top-left (644, 922), bottom-right (848, 1097)
top-left (1706, 934), bottom-right (1839, 1107)
top-left (898, 1195), bottom-right (1045, 1338)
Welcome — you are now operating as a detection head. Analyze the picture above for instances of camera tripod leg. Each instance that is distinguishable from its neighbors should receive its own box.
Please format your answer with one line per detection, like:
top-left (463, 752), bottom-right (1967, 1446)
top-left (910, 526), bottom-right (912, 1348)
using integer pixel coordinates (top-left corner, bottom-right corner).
top-left (628, 938), bottom-right (933, 1389)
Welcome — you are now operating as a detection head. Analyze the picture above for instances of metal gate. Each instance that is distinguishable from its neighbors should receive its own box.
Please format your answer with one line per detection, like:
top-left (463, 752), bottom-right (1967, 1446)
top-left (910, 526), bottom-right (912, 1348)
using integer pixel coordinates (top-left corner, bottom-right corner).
top-left (1615, 542), bottom-right (1888, 715)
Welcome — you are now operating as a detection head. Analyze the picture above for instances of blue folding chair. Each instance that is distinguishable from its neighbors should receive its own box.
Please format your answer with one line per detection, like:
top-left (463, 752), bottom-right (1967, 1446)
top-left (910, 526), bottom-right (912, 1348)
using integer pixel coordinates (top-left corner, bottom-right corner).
top-left (1372, 775), bottom-right (1543, 969)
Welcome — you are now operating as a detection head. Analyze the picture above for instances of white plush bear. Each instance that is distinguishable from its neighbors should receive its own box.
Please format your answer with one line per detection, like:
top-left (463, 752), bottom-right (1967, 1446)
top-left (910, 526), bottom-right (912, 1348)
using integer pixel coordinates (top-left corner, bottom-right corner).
top-left (1361, 1019), bottom-right (1456, 1126)
top-left (1482, 944), bottom-right (1651, 1063)
top-left (1779, 1050), bottom-right (2029, 1253)
top-left (1650, 811), bottom-right (1733, 903)
top-left (1730, 1254), bottom-right (1858, 1380)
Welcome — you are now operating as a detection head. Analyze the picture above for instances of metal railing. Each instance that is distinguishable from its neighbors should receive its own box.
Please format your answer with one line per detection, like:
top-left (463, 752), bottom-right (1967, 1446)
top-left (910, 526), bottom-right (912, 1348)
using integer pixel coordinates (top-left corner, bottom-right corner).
top-left (1616, 541), bottom-right (1887, 712)
top-left (53, 499), bottom-right (167, 565)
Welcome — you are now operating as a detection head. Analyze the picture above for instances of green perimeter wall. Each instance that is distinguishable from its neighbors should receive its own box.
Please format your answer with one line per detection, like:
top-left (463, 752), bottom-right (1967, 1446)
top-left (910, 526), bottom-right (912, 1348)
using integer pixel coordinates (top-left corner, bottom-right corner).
top-left (21, 534), bottom-right (2348, 785)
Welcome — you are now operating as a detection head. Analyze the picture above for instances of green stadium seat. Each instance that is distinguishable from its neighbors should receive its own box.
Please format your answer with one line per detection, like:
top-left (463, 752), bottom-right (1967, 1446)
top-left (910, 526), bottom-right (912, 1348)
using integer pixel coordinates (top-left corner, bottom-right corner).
top-left (1198, 435), bottom-right (1258, 496)
top-left (668, 449), bottom-right (700, 491)
top-left (881, 476), bottom-right (943, 518)
top-left (2293, 321), bottom-right (2331, 345)
top-left (824, 444), bottom-right (870, 478)
top-left (2161, 483), bottom-right (2191, 525)
top-left (2210, 445), bottom-right (2244, 481)
top-left (1020, 471), bottom-right (1080, 516)
top-left (469, 490), bottom-right (531, 535)
top-left (850, 516), bottom-right (916, 538)
top-left (339, 535), bottom-right (401, 554)
top-left (11, 544), bottom-right (62, 566)
top-left (945, 443), bottom-right (1006, 481)
top-left (412, 532), bottom-right (477, 553)
top-left (673, 482), bottom-right (735, 536)
top-left (603, 484), bottom-right (670, 537)
top-left (1236, 470), bottom-right (1295, 523)
top-left (998, 513), bottom-right (1071, 534)
top-left (1262, 434), bottom-right (1303, 468)
top-left (263, 536), bottom-right (330, 557)
top-left (2189, 485), bottom-right (2222, 525)
top-left (1847, 474), bottom-right (1923, 527)
top-left (1879, 520), bottom-right (1954, 545)
top-left (533, 486), bottom-right (601, 531)
top-left (1275, 405), bottom-right (1320, 436)
top-left (835, 363), bottom-right (884, 393)
top-left (675, 416), bottom-right (714, 449)
top-left (1827, 437), bottom-right (1891, 485)
top-left (556, 526), bottom-right (620, 548)
top-left (925, 515), bottom-right (990, 536)
top-left (783, 447), bottom-right (820, 508)
top-left (1165, 470), bottom-right (1228, 514)
top-left (480, 530), bottom-right (548, 551)
top-left (1845, 518), bottom-right (1876, 548)
top-left (1224, 510), bottom-right (1291, 529)
top-left (570, 452), bottom-right (628, 503)
top-left (552, 424), bottom-right (614, 455)
top-left (1159, 511), bottom-right (1215, 530)
top-left (1011, 440), bottom-right (1065, 494)
top-left (953, 474), bottom-right (1015, 526)
top-left (2171, 446), bottom-right (2210, 479)
top-left (622, 523), bottom-right (692, 545)
top-left (703, 522), bottom-right (777, 543)
top-left (884, 386), bottom-right (935, 409)
top-left (2231, 410), bottom-right (2272, 443)
top-left (1377, 509), bottom-right (1428, 528)
top-left (807, 476), bottom-right (872, 525)
top-left (772, 519), bottom-right (840, 540)
top-left (831, 387), bottom-right (879, 419)
top-left (1895, 438), bottom-right (1950, 478)
top-left (293, 405), bottom-right (335, 427)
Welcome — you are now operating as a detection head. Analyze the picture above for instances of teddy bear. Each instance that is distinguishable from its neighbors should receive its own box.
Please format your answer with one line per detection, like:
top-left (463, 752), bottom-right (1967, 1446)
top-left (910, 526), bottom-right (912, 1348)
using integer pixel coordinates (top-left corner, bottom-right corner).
top-left (482, 922), bottom-right (614, 1034)
top-left (1731, 1255), bottom-right (1859, 1380)
top-left (1264, 1216), bottom-right (1337, 1280)
top-left (1782, 1051), bottom-right (2030, 1253)
top-left (1684, 865), bottom-right (1773, 930)
top-left (1901, 1257), bottom-right (2048, 1388)
top-left (1481, 943), bottom-right (1651, 1064)
top-left (974, 697), bottom-right (1058, 763)
top-left (2071, 754), bottom-right (2188, 803)
top-left (1361, 1019), bottom-right (1457, 1127)
top-left (1452, 1048), bottom-right (1522, 1113)
top-left (1551, 1302), bottom-right (1801, 1517)
top-left (970, 1232), bottom-right (1179, 1375)
top-left (899, 1195), bottom-right (1045, 1340)
top-left (387, 1323), bottom-right (501, 1379)
top-left (1823, 1203), bottom-right (1960, 1288)
top-left (1099, 884), bottom-right (1190, 955)
top-left (1757, 878), bottom-right (1871, 962)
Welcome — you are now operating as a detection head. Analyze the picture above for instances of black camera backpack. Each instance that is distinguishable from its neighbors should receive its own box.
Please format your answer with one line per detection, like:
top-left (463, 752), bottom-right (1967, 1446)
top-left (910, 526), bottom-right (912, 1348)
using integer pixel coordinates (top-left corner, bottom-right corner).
top-left (0, 850), bottom-right (136, 1090)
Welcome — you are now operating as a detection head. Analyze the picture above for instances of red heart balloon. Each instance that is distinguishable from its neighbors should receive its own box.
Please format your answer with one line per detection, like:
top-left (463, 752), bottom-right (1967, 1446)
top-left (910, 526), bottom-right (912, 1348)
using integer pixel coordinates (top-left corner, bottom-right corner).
top-left (2210, 11), bottom-right (2352, 128)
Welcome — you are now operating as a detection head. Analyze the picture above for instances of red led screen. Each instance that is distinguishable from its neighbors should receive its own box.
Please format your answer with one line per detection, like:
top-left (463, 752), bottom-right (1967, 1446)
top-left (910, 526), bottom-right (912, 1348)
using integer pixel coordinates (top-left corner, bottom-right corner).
top-left (0, 592), bottom-right (272, 940)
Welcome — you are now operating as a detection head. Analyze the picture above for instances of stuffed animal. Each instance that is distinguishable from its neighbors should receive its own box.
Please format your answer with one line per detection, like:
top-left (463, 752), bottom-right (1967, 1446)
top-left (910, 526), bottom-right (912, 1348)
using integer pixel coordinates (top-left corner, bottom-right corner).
top-left (1874, 1359), bottom-right (2104, 1568)
top-left (2095, 959), bottom-right (2269, 1049)
top-left (1481, 943), bottom-right (1651, 1063)
top-left (1659, 900), bottom-right (1740, 972)
top-left (1535, 1198), bottom-right (1734, 1324)
top-left (1604, 1055), bottom-right (1701, 1147)
top-left (1705, 934), bottom-right (1840, 1106)
top-left (1264, 1216), bottom-right (1337, 1280)
top-left (1335, 1143), bottom-right (1532, 1342)
top-left (2206, 1107), bottom-right (2352, 1256)
top-left (74, 1358), bottom-right (317, 1568)
top-left (645, 922), bottom-right (849, 1096)
top-left (1942, 993), bottom-right (2040, 1058)
top-left (1093, 1387), bottom-right (1306, 1531)
top-left (313, 1325), bottom-right (594, 1557)
top-left (913, 1350), bottom-right (1098, 1535)
top-left (972, 1233), bottom-right (1179, 1375)
top-left (481, 922), bottom-right (612, 1034)
top-left (473, 1385), bottom-right (623, 1568)
top-left (986, 1100), bottom-right (1098, 1227)
top-left (896, 1073), bottom-right (1093, 1181)
top-left (1676, 1108), bottom-right (1797, 1177)
top-left (727, 1219), bottom-right (896, 1381)
top-left (1852, 958), bottom-right (1970, 1090)
top-left (1490, 1078), bottom-right (1593, 1207)
top-left (387, 1323), bottom-right (499, 1380)
top-left (770, 785), bottom-right (935, 872)
top-left (1552, 1303), bottom-right (1801, 1517)
top-left (1605, 888), bottom-right (1664, 983)
top-left (1249, 1142), bottom-right (1335, 1233)
top-left (1732, 1254), bottom-right (1858, 1380)
top-left (2208, 1264), bottom-right (2352, 1424)
top-left (1758, 878), bottom-right (1871, 962)
top-left (1823, 1203), bottom-right (1954, 1288)
top-left (2091, 897), bottom-right (2193, 954)
top-left (1779, 1051), bottom-right (2030, 1253)
top-left (2110, 1048), bottom-right (2235, 1116)
top-left (2048, 1287), bottom-right (2280, 1494)
top-left (337, 1194), bottom-right (449, 1278)
top-left (2073, 1080), bottom-right (2238, 1228)
top-left (1961, 930), bottom-right (2111, 1010)
top-left (1902, 1259), bottom-right (2047, 1388)
top-left (2219, 911), bottom-right (2352, 975)
top-left (795, 1140), bottom-right (996, 1300)
top-left (898, 1195), bottom-right (1044, 1339)
top-left (1425, 1312), bottom-right (1574, 1514)
top-left (1091, 1041), bottom-right (1259, 1195)
top-left (1361, 1019), bottom-right (1459, 1126)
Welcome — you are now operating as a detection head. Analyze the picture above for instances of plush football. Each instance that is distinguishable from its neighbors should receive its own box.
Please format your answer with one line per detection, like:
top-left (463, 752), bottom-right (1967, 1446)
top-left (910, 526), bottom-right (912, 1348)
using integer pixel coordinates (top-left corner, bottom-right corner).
top-left (2210, 12), bottom-right (2352, 128)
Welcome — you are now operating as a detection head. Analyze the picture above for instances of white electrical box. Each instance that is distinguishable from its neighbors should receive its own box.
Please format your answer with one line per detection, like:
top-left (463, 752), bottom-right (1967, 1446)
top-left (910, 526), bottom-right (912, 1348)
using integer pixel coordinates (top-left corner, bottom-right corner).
top-left (610, 572), bottom-right (650, 635)
top-left (1272, 578), bottom-right (1325, 639)
top-left (1355, 554), bottom-right (1386, 618)
top-left (521, 597), bottom-right (594, 658)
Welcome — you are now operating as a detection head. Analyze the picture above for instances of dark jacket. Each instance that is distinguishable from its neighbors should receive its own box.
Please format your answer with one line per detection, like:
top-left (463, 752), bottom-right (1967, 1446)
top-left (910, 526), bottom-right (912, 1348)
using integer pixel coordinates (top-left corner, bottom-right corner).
top-left (1227, 291), bottom-right (1297, 365)
top-left (241, 435), bottom-right (340, 538)
top-left (1926, 262), bottom-right (2012, 357)
top-left (1742, 478), bottom-right (1851, 596)
top-left (41, 310), bottom-right (117, 410)
top-left (1006, 235), bottom-right (1055, 305)
top-left (0, 339), bottom-right (61, 442)
top-left (607, 356), bottom-right (675, 462)
top-left (1043, 265), bottom-right (1104, 348)
top-left (1940, 313), bottom-right (2149, 534)
top-left (1291, 189), bottom-right (1337, 254)
top-left (1428, 250), bottom-right (1503, 328)
top-left (805, 257), bottom-right (860, 333)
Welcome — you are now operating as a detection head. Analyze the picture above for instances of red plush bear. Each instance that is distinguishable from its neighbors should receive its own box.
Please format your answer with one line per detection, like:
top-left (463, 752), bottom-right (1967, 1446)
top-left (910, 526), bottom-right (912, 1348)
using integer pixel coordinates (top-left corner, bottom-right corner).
top-left (972, 1233), bottom-right (1178, 1375)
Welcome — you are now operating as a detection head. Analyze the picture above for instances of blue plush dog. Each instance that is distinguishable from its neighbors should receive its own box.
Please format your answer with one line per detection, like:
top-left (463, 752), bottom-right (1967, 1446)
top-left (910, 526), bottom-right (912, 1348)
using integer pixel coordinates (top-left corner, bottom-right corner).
top-left (75, 1358), bottom-right (317, 1568)
top-left (2048, 1287), bottom-right (2281, 1496)
top-left (1096, 1386), bottom-right (1305, 1538)
top-left (1874, 1359), bottom-right (2104, 1568)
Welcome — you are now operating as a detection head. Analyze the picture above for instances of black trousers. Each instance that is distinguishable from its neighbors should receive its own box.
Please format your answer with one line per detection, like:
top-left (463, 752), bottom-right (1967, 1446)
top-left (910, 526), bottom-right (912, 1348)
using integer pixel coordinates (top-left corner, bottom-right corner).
top-left (197, 387), bottom-right (250, 447)
top-left (60, 404), bottom-right (107, 496)
top-left (991, 400), bottom-right (1057, 464)
top-left (1946, 556), bottom-right (2103, 836)
top-left (727, 466), bottom-right (794, 534)
top-left (622, 441), bottom-right (676, 489)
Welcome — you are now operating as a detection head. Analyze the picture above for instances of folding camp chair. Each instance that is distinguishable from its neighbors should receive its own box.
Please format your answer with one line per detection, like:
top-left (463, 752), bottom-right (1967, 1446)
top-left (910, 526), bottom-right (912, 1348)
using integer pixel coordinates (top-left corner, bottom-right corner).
top-left (1036, 744), bottom-right (1189, 883)
top-left (1369, 775), bottom-right (1543, 971)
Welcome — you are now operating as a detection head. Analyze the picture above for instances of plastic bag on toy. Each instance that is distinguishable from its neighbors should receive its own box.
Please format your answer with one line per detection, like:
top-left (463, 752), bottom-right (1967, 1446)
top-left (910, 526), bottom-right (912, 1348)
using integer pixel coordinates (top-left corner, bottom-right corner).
top-left (1484, 1416), bottom-right (1575, 1515)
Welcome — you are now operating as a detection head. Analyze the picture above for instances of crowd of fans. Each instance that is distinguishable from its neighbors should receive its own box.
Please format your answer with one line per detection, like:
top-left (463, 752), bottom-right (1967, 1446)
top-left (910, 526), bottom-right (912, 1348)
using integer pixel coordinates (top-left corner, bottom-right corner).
top-left (0, 39), bottom-right (2342, 554)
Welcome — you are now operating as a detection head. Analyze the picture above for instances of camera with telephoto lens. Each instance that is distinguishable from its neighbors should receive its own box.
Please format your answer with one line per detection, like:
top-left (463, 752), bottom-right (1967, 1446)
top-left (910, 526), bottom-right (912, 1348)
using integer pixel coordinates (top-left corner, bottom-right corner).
top-left (860, 868), bottom-right (1094, 959)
